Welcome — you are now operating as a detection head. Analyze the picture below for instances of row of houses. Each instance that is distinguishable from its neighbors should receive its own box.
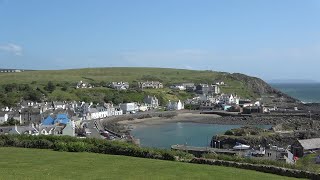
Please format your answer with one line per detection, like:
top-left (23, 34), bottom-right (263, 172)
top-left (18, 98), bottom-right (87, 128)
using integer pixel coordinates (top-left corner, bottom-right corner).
top-left (76, 80), bottom-right (225, 92)
top-left (186, 94), bottom-right (240, 106)
top-left (109, 81), bottom-right (163, 90)
top-left (0, 95), bottom-right (161, 124)
top-left (76, 80), bottom-right (163, 90)
top-left (170, 83), bottom-right (221, 95)
top-left (0, 69), bottom-right (24, 73)
top-left (0, 113), bottom-right (75, 137)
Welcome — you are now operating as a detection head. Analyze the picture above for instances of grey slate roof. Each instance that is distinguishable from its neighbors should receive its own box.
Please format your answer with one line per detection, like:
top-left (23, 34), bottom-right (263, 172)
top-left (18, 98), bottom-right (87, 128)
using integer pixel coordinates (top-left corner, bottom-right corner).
top-left (298, 138), bottom-right (320, 150)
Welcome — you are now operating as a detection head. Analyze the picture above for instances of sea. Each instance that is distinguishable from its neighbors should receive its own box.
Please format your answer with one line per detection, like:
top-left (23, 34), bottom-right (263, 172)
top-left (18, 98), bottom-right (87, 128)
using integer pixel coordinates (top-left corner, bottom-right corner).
top-left (132, 83), bottom-right (318, 149)
top-left (271, 83), bottom-right (320, 103)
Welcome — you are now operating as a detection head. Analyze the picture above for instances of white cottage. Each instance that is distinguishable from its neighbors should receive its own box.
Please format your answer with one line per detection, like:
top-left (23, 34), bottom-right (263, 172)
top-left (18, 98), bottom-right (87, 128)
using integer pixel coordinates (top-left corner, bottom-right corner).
top-left (167, 100), bottom-right (184, 111)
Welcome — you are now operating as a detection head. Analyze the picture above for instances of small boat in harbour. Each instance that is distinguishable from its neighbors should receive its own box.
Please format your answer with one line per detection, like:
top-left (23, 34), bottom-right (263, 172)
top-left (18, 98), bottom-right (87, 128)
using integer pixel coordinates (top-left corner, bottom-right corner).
top-left (233, 142), bottom-right (250, 150)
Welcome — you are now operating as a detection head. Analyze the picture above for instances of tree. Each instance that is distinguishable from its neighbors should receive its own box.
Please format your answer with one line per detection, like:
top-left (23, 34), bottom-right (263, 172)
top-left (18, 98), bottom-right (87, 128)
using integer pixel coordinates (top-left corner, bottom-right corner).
top-left (45, 81), bottom-right (56, 93)
top-left (4, 118), bottom-right (20, 126)
top-left (23, 89), bottom-right (42, 102)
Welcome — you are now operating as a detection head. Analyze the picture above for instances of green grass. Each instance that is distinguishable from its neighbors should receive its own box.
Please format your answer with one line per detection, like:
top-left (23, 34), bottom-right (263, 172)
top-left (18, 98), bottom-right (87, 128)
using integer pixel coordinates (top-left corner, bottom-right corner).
top-left (0, 147), bottom-right (301, 180)
top-left (0, 67), bottom-right (259, 98)
top-left (296, 153), bottom-right (320, 173)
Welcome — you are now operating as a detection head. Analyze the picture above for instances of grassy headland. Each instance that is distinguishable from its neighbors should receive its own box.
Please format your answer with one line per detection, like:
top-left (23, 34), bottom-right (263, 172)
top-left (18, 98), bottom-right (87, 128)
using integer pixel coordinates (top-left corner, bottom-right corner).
top-left (0, 67), bottom-right (293, 107)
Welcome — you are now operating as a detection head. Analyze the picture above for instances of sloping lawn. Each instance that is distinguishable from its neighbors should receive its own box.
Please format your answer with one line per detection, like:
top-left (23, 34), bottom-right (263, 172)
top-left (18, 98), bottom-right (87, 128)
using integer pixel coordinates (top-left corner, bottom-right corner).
top-left (0, 147), bottom-right (300, 180)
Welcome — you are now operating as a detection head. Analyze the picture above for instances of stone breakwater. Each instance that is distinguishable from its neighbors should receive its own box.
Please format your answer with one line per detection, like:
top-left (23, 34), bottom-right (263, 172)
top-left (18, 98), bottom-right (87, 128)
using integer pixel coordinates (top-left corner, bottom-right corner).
top-left (190, 158), bottom-right (320, 179)
top-left (211, 115), bottom-right (320, 148)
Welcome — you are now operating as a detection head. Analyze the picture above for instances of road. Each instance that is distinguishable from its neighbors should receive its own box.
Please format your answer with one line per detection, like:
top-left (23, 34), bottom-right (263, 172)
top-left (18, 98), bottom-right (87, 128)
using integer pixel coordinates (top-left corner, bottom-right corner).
top-left (82, 119), bottom-right (104, 139)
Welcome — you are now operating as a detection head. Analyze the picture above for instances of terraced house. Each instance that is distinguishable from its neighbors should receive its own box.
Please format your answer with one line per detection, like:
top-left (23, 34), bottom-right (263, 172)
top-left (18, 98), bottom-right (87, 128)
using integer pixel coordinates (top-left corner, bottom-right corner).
top-left (109, 82), bottom-right (129, 90)
top-left (138, 81), bottom-right (163, 89)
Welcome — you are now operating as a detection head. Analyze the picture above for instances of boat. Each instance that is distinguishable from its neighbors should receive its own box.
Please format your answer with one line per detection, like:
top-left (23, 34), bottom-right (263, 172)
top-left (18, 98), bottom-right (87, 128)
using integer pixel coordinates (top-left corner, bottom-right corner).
top-left (251, 147), bottom-right (266, 157)
top-left (233, 142), bottom-right (250, 150)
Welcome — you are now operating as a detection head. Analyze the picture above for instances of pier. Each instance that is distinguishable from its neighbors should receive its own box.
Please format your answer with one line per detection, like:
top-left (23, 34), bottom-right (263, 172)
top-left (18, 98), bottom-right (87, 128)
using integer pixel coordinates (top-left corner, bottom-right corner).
top-left (171, 144), bottom-right (238, 157)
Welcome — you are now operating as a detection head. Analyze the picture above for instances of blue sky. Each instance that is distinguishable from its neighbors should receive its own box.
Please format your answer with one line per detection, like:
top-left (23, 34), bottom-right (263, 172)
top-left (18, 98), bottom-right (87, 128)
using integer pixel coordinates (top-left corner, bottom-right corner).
top-left (0, 0), bottom-right (320, 81)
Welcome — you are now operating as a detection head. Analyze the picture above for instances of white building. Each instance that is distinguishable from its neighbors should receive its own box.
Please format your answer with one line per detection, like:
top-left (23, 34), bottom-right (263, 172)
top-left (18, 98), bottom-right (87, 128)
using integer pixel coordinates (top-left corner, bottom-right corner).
top-left (120, 103), bottom-right (138, 114)
top-left (138, 105), bottom-right (148, 112)
top-left (210, 85), bottom-right (221, 94)
top-left (0, 112), bottom-right (8, 124)
top-left (62, 120), bottom-right (76, 137)
top-left (218, 94), bottom-right (240, 105)
top-left (170, 84), bottom-right (186, 91)
top-left (76, 81), bottom-right (93, 89)
top-left (215, 81), bottom-right (225, 85)
top-left (167, 100), bottom-right (184, 110)
top-left (144, 95), bottom-right (159, 109)
top-left (88, 105), bottom-right (123, 120)
top-left (139, 81), bottom-right (163, 89)
top-left (110, 82), bottom-right (129, 90)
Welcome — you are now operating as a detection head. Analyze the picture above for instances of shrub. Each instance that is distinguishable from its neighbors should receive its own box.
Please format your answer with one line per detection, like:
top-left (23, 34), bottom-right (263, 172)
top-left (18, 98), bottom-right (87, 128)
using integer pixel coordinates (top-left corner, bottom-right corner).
top-left (54, 142), bottom-right (68, 151)
top-left (34, 139), bottom-right (54, 149)
top-left (67, 142), bottom-right (87, 152)
top-left (224, 130), bottom-right (234, 135)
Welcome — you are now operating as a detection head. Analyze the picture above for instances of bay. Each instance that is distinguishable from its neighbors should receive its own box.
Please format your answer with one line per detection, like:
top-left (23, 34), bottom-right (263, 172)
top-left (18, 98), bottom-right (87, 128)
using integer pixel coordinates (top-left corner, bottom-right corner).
top-left (131, 122), bottom-right (271, 149)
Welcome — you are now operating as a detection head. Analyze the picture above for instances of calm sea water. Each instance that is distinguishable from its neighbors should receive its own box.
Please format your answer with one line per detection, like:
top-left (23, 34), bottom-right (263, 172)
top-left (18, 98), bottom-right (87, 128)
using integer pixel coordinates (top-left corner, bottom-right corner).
top-left (131, 123), bottom-right (271, 149)
top-left (271, 83), bottom-right (320, 103)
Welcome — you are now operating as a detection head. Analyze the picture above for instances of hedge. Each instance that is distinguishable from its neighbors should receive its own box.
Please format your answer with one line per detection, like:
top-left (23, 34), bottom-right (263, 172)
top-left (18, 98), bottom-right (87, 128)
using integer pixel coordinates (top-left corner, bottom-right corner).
top-left (0, 135), bottom-right (193, 161)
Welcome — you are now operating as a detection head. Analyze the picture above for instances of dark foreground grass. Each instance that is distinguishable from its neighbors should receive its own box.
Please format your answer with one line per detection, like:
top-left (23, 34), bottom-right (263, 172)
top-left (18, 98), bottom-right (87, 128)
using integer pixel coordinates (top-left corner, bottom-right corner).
top-left (0, 147), bottom-right (301, 180)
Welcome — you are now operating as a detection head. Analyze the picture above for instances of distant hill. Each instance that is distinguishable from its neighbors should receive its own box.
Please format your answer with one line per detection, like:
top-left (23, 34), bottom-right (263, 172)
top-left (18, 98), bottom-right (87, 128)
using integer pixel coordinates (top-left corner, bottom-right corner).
top-left (0, 67), bottom-right (299, 101)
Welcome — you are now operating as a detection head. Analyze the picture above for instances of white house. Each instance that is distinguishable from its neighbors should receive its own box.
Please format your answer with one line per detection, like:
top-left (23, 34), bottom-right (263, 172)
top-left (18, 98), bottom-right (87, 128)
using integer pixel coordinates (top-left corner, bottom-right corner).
top-left (1, 107), bottom-right (10, 112)
top-left (88, 105), bottom-right (123, 120)
top-left (170, 84), bottom-right (186, 91)
top-left (76, 81), bottom-right (93, 89)
top-left (110, 82), bottom-right (129, 90)
top-left (138, 81), bottom-right (163, 89)
top-left (218, 94), bottom-right (240, 105)
top-left (216, 81), bottom-right (225, 85)
top-left (138, 105), bottom-right (148, 112)
top-left (52, 101), bottom-right (66, 110)
top-left (144, 95), bottom-right (159, 109)
top-left (120, 103), bottom-right (138, 114)
top-left (210, 85), bottom-right (221, 94)
top-left (167, 100), bottom-right (184, 110)
top-left (62, 120), bottom-right (76, 137)
top-left (0, 112), bottom-right (8, 124)
top-left (39, 126), bottom-right (54, 135)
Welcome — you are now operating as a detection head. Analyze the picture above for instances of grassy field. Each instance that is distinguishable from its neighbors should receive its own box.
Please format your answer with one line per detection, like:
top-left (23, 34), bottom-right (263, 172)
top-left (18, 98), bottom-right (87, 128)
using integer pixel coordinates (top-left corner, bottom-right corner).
top-left (0, 67), bottom-right (221, 85)
top-left (0, 67), bottom-right (256, 98)
top-left (0, 147), bottom-right (301, 180)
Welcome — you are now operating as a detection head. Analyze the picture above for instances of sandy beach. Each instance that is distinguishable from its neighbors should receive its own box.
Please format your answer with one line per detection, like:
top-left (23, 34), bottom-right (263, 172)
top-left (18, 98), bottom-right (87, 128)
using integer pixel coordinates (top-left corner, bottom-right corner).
top-left (115, 111), bottom-right (277, 131)
top-left (118, 113), bottom-right (223, 129)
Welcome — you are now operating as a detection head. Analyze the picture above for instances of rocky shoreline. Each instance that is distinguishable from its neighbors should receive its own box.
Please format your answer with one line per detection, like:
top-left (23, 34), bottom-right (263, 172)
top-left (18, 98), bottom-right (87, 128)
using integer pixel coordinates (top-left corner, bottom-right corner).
top-left (211, 114), bottom-right (320, 148)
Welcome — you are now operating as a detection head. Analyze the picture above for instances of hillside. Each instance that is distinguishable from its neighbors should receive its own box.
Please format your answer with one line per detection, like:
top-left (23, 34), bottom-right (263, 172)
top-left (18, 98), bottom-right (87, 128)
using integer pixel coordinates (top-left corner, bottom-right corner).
top-left (0, 67), bottom-right (298, 106)
top-left (0, 147), bottom-right (299, 180)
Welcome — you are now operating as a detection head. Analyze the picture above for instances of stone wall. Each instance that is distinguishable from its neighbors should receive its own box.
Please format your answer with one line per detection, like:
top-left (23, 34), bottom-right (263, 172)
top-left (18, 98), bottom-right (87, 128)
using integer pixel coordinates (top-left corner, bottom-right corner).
top-left (190, 158), bottom-right (320, 179)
